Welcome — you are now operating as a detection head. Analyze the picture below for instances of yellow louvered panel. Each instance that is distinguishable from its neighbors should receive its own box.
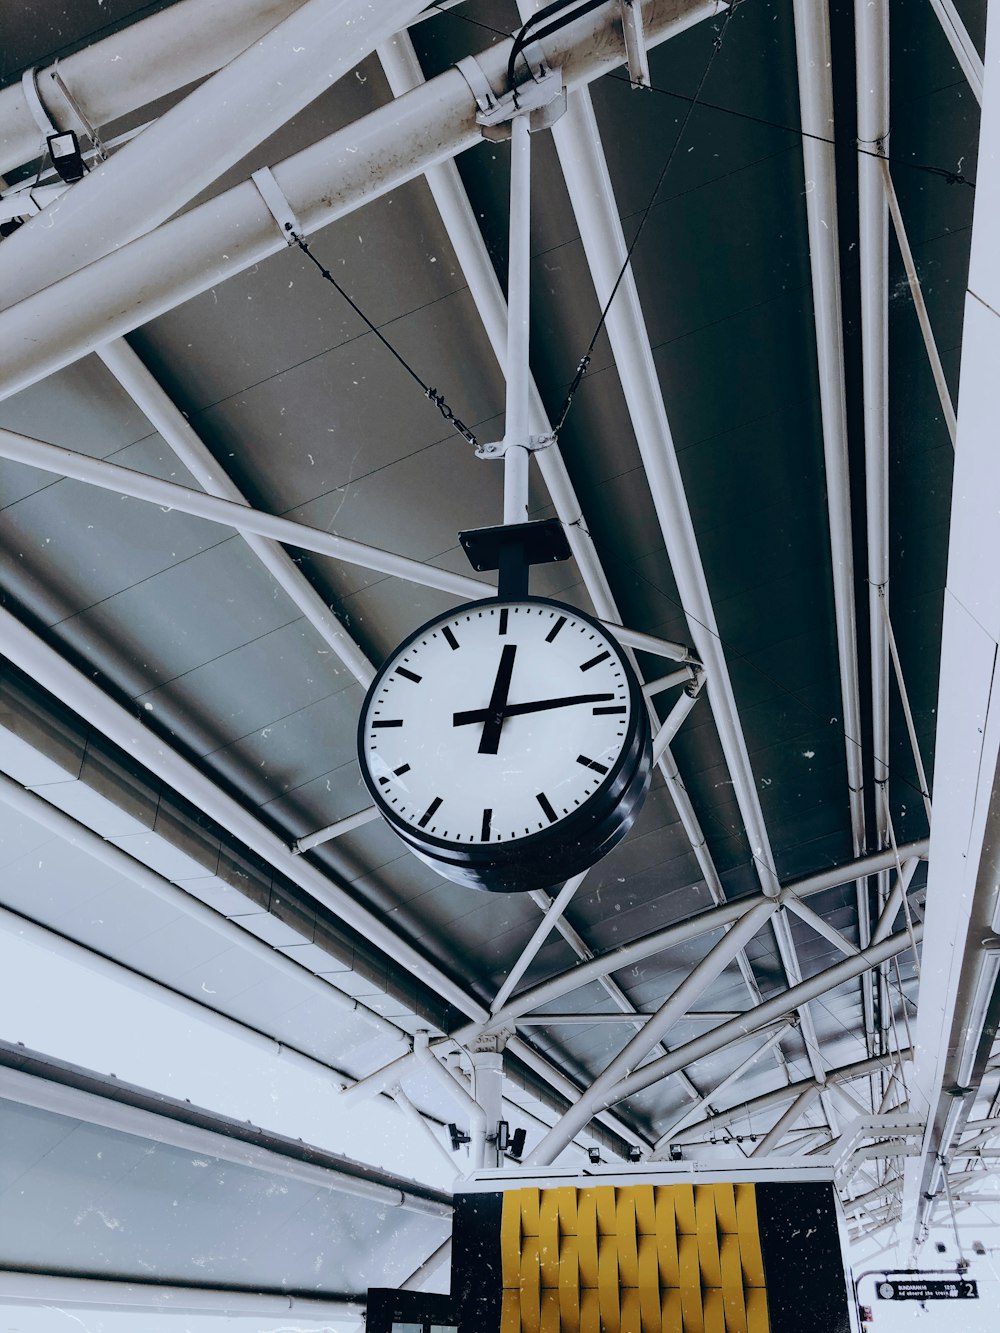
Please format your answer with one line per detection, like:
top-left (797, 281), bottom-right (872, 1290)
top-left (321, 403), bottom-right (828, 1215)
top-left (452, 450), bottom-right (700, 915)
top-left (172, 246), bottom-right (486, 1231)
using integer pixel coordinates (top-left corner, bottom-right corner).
top-left (734, 1185), bottom-right (767, 1290)
top-left (745, 1287), bottom-right (770, 1333)
top-left (655, 1187), bottom-right (680, 1288)
top-left (501, 1288), bottom-right (522, 1333)
top-left (579, 1287), bottom-right (601, 1333)
top-left (558, 1235), bottom-right (580, 1332)
top-left (662, 1288), bottom-right (684, 1333)
top-left (554, 1186), bottom-right (578, 1236)
top-left (713, 1182), bottom-right (739, 1234)
top-left (501, 1190), bottom-right (523, 1290)
top-left (694, 1184), bottom-right (723, 1290)
top-left (672, 1183), bottom-right (697, 1235)
top-left (595, 1185), bottom-right (618, 1235)
top-left (616, 1194), bottom-right (640, 1288)
top-left (705, 1287), bottom-right (730, 1333)
top-left (519, 1235), bottom-right (542, 1333)
top-left (634, 1183), bottom-right (656, 1235)
top-left (539, 1288), bottom-right (561, 1333)
top-left (497, 1180), bottom-right (772, 1333)
top-left (719, 1234), bottom-right (749, 1333)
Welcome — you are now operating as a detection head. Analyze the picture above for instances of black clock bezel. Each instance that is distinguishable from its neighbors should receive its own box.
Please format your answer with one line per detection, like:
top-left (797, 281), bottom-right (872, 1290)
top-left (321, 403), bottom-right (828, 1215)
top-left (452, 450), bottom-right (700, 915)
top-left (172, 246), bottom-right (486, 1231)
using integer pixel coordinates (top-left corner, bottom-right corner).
top-left (357, 595), bottom-right (653, 893)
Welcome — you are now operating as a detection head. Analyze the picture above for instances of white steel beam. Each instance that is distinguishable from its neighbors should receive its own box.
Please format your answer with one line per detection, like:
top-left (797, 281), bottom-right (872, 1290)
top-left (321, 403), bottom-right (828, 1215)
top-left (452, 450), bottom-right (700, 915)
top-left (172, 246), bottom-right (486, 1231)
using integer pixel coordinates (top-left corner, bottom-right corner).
top-left (928, 0), bottom-right (985, 104)
top-left (752, 1086), bottom-right (820, 1157)
top-left (98, 339), bottom-right (376, 686)
top-left (668, 1049), bottom-right (909, 1145)
top-left (0, 1270), bottom-right (364, 1320)
top-left (466, 841), bottom-right (926, 1037)
top-left (600, 925), bottom-right (920, 1109)
top-left (0, 1062), bottom-right (448, 1215)
top-left (0, 0), bottom-right (719, 403)
top-left (901, 1), bottom-right (1000, 1242)
top-left (791, 0), bottom-right (873, 1090)
top-left (0, 0), bottom-right (431, 307)
top-left (0, 0), bottom-right (306, 178)
top-left (525, 899), bottom-right (778, 1163)
top-left (0, 424), bottom-right (689, 664)
top-left (856, 0), bottom-right (891, 923)
top-left (0, 423), bottom-right (486, 601)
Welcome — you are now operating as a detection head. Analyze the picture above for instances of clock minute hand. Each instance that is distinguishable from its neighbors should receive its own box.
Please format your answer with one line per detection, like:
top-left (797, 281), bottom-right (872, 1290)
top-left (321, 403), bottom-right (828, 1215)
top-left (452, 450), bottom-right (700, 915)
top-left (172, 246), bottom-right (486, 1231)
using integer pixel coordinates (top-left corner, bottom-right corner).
top-left (454, 692), bottom-right (615, 727)
top-left (478, 642), bottom-right (517, 755)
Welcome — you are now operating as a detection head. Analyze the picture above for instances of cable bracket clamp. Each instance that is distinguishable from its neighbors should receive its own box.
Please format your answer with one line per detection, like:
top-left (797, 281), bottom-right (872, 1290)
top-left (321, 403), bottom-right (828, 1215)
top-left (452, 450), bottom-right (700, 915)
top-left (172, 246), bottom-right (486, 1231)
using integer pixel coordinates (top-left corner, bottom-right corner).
top-left (456, 58), bottom-right (565, 141)
top-left (251, 166), bottom-right (303, 244)
top-left (476, 433), bottom-right (555, 460)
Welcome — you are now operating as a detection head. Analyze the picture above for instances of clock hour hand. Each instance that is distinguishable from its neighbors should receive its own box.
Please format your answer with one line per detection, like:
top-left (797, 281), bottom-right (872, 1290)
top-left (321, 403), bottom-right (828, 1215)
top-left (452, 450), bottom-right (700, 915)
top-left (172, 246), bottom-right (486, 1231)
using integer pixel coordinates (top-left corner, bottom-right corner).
top-left (455, 691), bottom-right (616, 727)
top-left (478, 642), bottom-right (518, 755)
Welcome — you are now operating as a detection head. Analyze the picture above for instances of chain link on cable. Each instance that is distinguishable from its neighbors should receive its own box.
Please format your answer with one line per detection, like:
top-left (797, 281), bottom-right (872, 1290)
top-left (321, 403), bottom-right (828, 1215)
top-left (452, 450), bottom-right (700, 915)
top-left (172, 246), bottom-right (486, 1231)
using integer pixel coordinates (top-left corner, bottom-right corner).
top-left (294, 236), bottom-right (480, 449)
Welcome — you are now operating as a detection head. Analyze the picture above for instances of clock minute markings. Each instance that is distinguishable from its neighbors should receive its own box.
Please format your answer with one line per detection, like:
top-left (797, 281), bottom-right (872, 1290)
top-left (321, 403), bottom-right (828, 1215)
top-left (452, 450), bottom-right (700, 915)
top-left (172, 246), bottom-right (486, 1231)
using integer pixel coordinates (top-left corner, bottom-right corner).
top-left (577, 754), bottom-right (610, 774)
top-left (580, 650), bottom-right (611, 671)
top-left (536, 792), bottom-right (558, 824)
top-left (418, 797), bottom-right (442, 828)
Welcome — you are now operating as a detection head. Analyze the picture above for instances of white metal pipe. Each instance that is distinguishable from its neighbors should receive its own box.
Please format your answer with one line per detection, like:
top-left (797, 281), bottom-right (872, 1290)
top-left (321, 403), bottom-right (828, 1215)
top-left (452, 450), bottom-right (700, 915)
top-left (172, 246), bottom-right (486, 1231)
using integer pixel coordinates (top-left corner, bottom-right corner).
top-left (0, 901), bottom-right (354, 1089)
top-left (791, 0), bottom-right (866, 867)
top-left (669, 1048), bottom-right (909, 1145)
top-left (458, 840), bottom-right (927, 1037)
top-left (294, 804), bottom-right (381, 854)
top-left (412, 1031), bottom-right (487, 1171)
top-left (880, 580), bottom-right (934, 825)
top-left (545, 82), bottom-right (781, 899)
top-left (503, 111), bottom-right (533, 527)
top-left (0, 424), bottom-right (486, 602)
top-left (525, 898), bottom-right (778, 1164)
top-left (0, 1063), bottom-right (448, 1215)
top-left (606, 924), bottom-right (921, 1108)
top-left (0, 605), bottom-right (489, 1025)
top-left (0, 0), bottom-right (431, 307)
top-left (928, 0), bottom-right (985, 104)
top-left (642, 667), bottom-right (697, 697)
top-left (0, 770), bottom-right (402, 1042)
top-left (880, 159), bottom-right (958, 447)
top-left (871, 857), bottom-right (920, 944)
top-left (652, 687), bottom-right (699, 763)
top-left (856, 0), bottom-right (891, 869)
top-left (390, 1085), bottom-right (460, 1178)
top-left (0, 0), bottom-right (306, 177)
top-left (0, 1270), bottom-right (365, 1319)
top-left (401, 1237), bottom-right (454, 1292)
top-left (339, 1046), bottom-right (425, 1107)
top-left (0, 0), bottom-right (719, 404)
top-left (492, 872), bottom-right (588, 1013)
top-left (650, 1022), bottom-right (793, 1153)
top-left (752, 1086), bottom-right (820, 1157)
top-left (97, 339), bottom-right (375, 687)
top-left (782, 897), bottom-right (860, 957)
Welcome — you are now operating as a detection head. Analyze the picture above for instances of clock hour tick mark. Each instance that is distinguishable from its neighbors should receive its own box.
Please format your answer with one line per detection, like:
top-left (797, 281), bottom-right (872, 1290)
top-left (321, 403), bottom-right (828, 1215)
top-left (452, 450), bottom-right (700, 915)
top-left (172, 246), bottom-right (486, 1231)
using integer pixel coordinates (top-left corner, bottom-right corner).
top-left (498, 608), bottom-right (508, 636)
top-left (442, 626), bottom-right (459, 651)
top-left (395, 666), bottom-right (422, 683)
top-left (372, 719), bottom-right (404, 728)
top-left (536, 792), bottom-right (557, 824)
top-left (393, 763), bottom-right (411, 777)
top-left (418, 797), bottom-right (442, 828)
top-left (576, 754), bottom-right (610, 774)
top-left (593, 705), bottom-right (627, 715)
top-left (580, 650), bottom-right (611, 672)
top-left (545, 616), bottom-right (566, 643)
top-left (481, 808), bottom-right (492, 841)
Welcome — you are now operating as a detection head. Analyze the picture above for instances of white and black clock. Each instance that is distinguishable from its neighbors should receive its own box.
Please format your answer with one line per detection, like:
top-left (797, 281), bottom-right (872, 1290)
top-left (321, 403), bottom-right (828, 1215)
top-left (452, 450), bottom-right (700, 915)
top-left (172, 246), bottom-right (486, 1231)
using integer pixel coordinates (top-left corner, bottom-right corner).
top-left (357, 596), bottom-right (652, 893)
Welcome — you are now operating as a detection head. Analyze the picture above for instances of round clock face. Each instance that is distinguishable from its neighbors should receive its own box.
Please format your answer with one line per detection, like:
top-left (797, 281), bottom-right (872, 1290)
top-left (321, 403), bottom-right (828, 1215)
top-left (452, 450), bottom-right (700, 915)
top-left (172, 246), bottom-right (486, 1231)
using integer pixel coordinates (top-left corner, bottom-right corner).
top-left (357, 598), bottom-right (651, 891)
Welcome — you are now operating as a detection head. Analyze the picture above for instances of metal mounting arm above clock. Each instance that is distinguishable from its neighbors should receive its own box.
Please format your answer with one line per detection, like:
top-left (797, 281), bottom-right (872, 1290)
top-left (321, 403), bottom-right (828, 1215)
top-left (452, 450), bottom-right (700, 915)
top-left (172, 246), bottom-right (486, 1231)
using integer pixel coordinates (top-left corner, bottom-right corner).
top-left (460, 62), bottom-right (570, 601)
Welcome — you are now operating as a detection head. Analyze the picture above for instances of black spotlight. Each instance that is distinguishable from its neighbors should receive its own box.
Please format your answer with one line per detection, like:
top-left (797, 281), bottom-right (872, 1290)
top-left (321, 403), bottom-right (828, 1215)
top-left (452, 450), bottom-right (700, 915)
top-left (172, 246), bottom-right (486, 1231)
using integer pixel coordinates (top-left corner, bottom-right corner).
top-left (47, 131), bottom-right (86, 184)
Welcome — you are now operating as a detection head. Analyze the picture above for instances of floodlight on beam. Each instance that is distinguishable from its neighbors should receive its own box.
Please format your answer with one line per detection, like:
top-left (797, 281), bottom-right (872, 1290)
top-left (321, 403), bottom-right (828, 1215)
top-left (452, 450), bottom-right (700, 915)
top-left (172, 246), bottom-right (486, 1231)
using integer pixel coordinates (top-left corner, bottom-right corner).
top-left (47, 131), bottom-right (85, 183)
